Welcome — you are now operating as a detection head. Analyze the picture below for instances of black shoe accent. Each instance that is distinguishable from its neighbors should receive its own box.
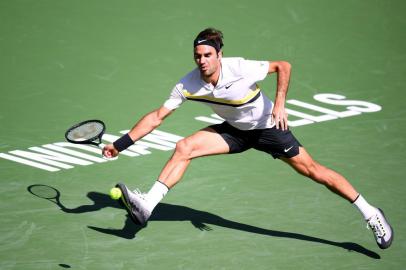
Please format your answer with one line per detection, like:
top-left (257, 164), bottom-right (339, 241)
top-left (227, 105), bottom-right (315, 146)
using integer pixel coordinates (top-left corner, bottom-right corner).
top-left (377, 208), bottom-right (394, 249)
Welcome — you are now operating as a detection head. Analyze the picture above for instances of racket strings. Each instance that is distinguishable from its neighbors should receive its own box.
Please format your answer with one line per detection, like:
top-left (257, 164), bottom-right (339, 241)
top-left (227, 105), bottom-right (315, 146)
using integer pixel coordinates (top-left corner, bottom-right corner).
top-left (67, 122), bottom-right (104, 142)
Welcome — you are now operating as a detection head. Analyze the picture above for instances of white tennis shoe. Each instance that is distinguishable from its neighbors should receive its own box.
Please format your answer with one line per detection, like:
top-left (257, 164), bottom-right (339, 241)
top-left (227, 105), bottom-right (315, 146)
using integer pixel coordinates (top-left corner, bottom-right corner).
top-left (367, 208), bottom-right (393, 249)
top-left (116, 183), bottom-right (151, 225)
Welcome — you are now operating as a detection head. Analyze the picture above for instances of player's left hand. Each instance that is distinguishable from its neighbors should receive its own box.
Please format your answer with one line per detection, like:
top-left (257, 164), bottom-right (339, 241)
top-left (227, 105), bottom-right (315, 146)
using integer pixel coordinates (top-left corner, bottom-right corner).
top-left (272, 103), bottom-right (288, 130)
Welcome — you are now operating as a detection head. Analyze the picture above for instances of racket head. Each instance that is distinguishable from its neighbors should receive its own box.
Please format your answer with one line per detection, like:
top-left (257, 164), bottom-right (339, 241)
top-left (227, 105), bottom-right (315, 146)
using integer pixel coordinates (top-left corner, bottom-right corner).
top-left (28, 184), bottom-right (60, 200)
top-left (65, 119), bottom-right (105, 146)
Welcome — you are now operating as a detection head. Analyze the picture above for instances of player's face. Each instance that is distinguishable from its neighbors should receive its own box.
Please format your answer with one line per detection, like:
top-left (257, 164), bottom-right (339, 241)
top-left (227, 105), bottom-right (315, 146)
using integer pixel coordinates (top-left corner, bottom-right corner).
top-left (194, 45), bottom-right (221, 79)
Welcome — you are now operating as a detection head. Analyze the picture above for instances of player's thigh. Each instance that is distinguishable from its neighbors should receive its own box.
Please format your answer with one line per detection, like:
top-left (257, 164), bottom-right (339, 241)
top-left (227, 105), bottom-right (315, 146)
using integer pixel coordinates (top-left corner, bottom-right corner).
top-left (280, 147), bottom-right (317, 175)
top-left (181, 127), bottom-right (230, 159)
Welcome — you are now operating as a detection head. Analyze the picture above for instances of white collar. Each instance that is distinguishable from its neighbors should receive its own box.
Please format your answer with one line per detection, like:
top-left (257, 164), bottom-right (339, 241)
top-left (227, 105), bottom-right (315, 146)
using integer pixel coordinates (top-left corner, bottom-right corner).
top-left (199, 59), bottom-right (243, 90)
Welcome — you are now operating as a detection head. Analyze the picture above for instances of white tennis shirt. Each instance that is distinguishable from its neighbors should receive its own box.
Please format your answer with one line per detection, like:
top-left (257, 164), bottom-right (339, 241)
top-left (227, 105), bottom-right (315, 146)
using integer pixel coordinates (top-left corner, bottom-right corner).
top-left (163, 57), bottom-right (275, 130)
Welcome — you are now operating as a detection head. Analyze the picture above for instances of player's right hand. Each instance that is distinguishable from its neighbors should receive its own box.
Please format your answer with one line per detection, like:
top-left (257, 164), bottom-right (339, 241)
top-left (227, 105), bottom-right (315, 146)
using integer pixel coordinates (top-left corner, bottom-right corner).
top-left (102, 144), bottom-right (119, 158)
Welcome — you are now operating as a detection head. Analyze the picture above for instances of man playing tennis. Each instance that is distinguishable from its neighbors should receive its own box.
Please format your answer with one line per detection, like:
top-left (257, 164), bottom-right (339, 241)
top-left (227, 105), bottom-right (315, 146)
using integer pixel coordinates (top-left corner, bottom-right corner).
top-left (103, 28), bottom-right (393, 249)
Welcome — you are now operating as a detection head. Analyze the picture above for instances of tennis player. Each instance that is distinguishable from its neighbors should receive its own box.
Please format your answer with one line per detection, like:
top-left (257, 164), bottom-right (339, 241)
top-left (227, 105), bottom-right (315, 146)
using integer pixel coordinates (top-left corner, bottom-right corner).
top-left (103, 28), bottom-right (393, 249)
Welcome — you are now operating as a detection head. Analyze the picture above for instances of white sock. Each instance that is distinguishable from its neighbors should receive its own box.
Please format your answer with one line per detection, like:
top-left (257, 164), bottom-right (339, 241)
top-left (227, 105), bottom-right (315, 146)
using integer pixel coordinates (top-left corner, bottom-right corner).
top-left (352, 194), bottom-right (377, 220)
top-left (145, 180), bottom-right (169, 212)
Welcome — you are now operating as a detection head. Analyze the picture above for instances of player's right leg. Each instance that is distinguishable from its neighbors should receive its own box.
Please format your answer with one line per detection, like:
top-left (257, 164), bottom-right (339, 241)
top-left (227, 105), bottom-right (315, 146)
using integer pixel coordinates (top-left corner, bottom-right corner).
top-left (117, 127), bottom-right (230, 225)
top-left (158, 126), bottom-right (230, 188)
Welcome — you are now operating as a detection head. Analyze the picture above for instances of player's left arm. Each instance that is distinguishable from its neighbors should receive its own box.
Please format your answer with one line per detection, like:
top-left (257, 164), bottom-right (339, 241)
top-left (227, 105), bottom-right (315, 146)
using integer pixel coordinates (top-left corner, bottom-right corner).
top-left (268, 61), bottom-right (291, 130)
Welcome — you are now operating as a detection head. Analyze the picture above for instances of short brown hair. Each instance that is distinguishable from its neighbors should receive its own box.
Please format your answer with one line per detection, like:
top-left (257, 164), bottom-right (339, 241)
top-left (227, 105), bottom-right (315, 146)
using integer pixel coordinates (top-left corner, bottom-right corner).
top-left (193, 28), bottom-right (224, 52)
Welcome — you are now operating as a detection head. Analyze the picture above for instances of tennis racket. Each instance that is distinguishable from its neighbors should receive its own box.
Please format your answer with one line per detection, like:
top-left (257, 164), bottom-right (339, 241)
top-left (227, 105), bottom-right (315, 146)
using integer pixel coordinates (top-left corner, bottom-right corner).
top-left (27, 184), bottom-right (63, 208)
top-left (65, 119), bottom-right (118, 160)
top-left (65, 119), bottom-right (106, 146)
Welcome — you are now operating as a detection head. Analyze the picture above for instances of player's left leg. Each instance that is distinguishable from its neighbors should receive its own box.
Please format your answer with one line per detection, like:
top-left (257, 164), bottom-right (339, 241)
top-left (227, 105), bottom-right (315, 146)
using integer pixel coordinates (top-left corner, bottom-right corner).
top-left (280, 147), bottom-right (358, 201)
top-left (281, 147), bottom-right (394, 249)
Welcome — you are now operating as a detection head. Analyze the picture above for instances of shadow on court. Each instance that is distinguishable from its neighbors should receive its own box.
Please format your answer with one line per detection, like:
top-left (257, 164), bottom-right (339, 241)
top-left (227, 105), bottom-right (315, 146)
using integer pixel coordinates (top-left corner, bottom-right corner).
top-left (27, 185), bottom-right (380, 259)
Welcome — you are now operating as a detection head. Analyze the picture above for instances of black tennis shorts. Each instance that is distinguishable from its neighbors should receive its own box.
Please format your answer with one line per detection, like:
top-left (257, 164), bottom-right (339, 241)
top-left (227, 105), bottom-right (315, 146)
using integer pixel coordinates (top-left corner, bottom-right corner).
top-left (209, 122), bottom-right (302, 159)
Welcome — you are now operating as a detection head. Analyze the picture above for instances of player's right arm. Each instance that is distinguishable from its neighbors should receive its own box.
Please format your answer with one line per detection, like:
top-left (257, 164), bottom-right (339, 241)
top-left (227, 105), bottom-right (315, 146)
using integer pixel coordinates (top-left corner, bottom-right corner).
top-left (102, 106), bottom-right (173, 158)
top-left (103, 81), bottom-right (185, 158)
top-left (127, 106), bottom-right (173, 142)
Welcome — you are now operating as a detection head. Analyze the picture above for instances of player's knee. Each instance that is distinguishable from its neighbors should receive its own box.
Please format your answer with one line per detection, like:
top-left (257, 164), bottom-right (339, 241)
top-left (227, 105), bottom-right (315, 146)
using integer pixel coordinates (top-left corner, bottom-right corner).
top-left (301, 162), bottom-right (324, 183)
top-left (306, 163), bottom-right (333, 186)
top-left (174, 139), bottom-right (193, 159)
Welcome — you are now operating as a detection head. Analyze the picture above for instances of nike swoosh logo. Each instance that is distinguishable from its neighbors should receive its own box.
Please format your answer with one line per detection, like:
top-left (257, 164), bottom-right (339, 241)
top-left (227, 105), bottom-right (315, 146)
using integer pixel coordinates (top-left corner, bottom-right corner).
top-left (225, 83), bottom-right (233, 89)
top-left (284, 146), bottom-right (293, 152)
top-left (197, 39), bottom-right (207, 44)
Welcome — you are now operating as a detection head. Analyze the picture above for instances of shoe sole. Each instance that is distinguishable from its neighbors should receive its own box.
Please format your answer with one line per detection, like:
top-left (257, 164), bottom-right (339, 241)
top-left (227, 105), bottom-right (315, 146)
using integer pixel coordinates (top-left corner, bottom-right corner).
top-left (115, 183), bottom-right (143, 225)
top-left (377, 208), bottom-right (394, 249)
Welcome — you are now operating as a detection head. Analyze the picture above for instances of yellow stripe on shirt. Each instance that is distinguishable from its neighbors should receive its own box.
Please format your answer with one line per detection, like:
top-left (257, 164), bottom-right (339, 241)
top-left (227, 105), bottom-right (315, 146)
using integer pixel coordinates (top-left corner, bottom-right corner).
top-left (183, 85), bottom-right (261, 107)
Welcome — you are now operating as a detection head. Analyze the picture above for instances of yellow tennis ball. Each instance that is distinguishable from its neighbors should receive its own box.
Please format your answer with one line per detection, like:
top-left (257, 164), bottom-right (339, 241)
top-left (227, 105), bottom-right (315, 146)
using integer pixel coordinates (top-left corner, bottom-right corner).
top-left (109, 187), bottom-right (122, 200)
